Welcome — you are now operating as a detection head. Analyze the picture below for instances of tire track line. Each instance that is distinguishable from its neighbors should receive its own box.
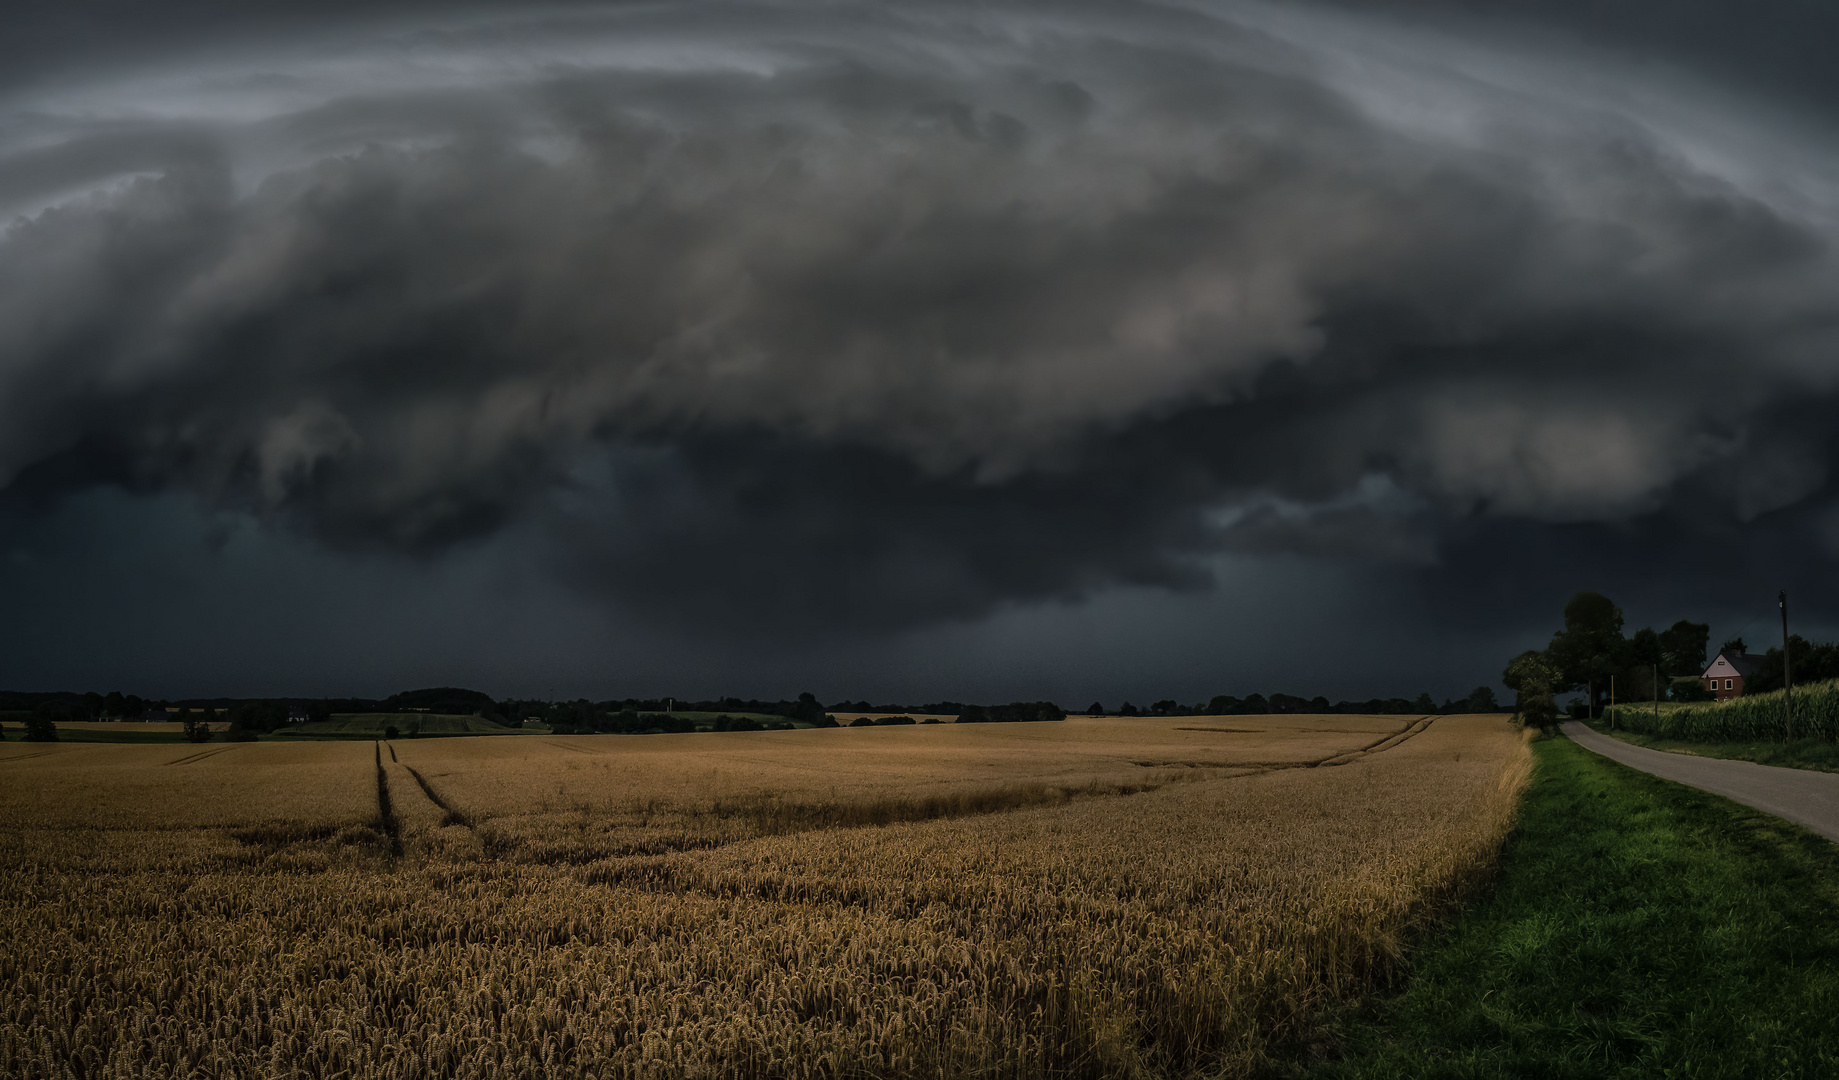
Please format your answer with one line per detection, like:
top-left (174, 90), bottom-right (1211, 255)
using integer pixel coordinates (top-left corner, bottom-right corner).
top-left (0, 748), bottom-right (74, 763)
top-left (162, 745), bottom-right (243, 767)
top-left (546, 740), bottom-right (607, 755)
top-left (374, 742), bottom-right (402, 856)
top-left (400, 763), bottom-right (471, 828)
top-left (1316, 716), bottom-right (1435, 767)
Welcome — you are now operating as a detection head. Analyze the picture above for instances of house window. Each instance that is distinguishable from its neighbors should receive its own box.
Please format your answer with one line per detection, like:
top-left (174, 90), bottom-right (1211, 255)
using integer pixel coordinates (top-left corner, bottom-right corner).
top-left (1725, 679), bottom-right (1733, 690)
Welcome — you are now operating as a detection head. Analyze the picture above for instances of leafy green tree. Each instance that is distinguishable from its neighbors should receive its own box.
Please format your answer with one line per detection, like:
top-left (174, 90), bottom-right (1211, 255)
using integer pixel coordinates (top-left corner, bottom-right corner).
top-left (1465, 686), bottom-right (1499, 712)
top-left (1546, 591), bottom-right (1627, 707)
top-left (1504, 651), bottom-right (1562, 734)
top-left (1086, 702), bottom-right (1104, 716)
top-left (183, 709), bottom-right (215, 744)
top-left (104, 691), bottom-right (126, 718)
top-left (1657, 620), bottom-right (1709, 676)
top-left (1628, 627), bottom-right (1662, 667)
top-left (1412, 692), bottom-right (1437, 713)
top-left (229, 701), bottom-right (288, 734)
top-left (24, 704), bottom-right (59, 742)
top-left (1749, 636), bottom-right (1839, 694)
top-left (384, 725), bottom-right (401, 740)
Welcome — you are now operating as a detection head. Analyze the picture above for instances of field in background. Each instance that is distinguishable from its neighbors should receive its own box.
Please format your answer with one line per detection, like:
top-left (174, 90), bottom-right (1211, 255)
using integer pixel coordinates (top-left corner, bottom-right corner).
top-left (30, 721), bottom-right (217, 732)
top-left (279, 712), bottom-right (526, 738)
top-left (3, 720), bottom-right (228, 743)
top-left (0, 715), bottom-right (1529, 1078)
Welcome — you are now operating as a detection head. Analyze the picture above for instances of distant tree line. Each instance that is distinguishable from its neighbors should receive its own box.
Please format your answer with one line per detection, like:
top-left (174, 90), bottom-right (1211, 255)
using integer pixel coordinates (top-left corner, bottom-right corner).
top-left (1, 678), bottom-right (1524, 746)
top-left (1084, 688), bottom-right (1504, 718)
top-left (829, 700), bottom-right (967, 715)
top-left (958, 702), bottom-right (1067, 723)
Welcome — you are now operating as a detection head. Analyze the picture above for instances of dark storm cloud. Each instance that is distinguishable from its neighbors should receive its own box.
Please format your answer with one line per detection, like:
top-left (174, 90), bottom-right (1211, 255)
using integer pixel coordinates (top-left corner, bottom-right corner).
top-left (5, 0), bottom-right (1839, 634)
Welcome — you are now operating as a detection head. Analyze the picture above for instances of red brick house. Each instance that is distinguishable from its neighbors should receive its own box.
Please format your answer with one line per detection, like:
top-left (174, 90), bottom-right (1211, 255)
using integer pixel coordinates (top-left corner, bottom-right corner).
top-left (1702, 647), bottom-right (1763, 700)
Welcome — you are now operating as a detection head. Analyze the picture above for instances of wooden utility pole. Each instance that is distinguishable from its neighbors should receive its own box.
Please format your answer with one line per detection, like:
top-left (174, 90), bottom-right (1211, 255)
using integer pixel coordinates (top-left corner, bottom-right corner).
top-left (1781, 591), bottom-right (1793, 740)
top-left (1610, 675), bottom-right (1616, 729)
top-left (1653, 662), bottom-right (1659, 724)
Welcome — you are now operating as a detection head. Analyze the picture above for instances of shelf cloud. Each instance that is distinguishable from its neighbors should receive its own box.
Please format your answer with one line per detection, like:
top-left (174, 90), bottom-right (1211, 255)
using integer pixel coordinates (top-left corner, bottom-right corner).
top-left (5, 0), bottom-right (1839, 683)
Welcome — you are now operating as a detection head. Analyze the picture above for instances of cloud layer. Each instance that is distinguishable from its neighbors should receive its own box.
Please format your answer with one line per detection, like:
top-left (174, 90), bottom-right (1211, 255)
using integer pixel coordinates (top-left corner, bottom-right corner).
top-left (5, 1), bottom-right (1839, 632)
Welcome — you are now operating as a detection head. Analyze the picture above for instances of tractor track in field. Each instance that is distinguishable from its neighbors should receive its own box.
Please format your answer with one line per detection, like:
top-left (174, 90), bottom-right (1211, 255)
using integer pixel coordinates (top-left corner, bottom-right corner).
top-left (400, 762), bottom-right (471, 828)
top-left (1140, 717), bottom-right (1437, 774)
top-left (546, 740), bottom-right (609, 755)
top-left (162, 745), bottom-right (243, 767)
top-left (1310, 716), bottom-right (1434, 767)
top-left (0, 747), bottom-right (74, 763)
top-left (1341, 716), bottom-right (1435, 757)
top-left (373, 742), bottom-right (402, 856)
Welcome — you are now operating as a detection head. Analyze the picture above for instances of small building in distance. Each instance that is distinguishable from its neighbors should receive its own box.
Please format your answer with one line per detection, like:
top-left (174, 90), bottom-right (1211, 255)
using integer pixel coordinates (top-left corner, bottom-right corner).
top-left (1702, 646), bottom-right (1763, 701)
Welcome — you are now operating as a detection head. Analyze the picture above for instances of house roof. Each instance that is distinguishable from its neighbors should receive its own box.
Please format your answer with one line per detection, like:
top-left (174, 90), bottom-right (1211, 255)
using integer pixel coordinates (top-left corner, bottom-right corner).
top-left (1703, 650), bottom-right (1764, 678)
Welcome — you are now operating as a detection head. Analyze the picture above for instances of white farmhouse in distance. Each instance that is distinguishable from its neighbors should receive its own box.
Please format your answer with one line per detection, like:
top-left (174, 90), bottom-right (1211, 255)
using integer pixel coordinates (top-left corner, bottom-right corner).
top-left (1701, 646), bottom-right (1763, 701)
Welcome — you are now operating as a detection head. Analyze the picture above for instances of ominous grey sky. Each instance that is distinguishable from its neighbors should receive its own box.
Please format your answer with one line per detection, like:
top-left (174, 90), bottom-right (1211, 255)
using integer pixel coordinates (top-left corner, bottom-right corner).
top-left (5, 0), bottom-right (1839, 703)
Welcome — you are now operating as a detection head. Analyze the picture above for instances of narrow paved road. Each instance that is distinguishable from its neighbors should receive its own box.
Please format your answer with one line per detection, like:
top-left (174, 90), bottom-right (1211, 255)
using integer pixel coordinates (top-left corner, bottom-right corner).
top-left (1562, 721), bottom-right (1839, 843)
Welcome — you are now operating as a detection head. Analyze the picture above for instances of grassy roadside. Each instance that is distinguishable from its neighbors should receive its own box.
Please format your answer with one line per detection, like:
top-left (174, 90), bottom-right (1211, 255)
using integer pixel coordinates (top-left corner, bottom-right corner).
top-left (1284, 735), bottom-right (1839, 1079)
top-left (1587, 720), bottom-right (1839, 774)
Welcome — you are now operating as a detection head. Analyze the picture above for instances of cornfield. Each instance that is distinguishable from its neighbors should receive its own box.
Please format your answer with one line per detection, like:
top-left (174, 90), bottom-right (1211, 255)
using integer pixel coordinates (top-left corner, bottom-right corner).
top-left (0, 715), bottom-right (1530, 1078)
top-left (1605, 678), bottom-right (1839, 742)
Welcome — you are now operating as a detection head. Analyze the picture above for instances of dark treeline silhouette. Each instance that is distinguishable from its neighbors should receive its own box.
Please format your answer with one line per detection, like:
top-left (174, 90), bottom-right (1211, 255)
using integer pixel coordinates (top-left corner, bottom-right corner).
top-left (958, 702), bottom-right (1066, 724)
top-left (4, 680), bottom-right (1514, 744)
top-left (1088, 688), bottom-right (1505, 717)
top-left (0, 690), bottom-right (357, 720)
top-left (1746, 637), bottom-right (1839, 695)
top-left (830, 700), bottom-right (967, 715)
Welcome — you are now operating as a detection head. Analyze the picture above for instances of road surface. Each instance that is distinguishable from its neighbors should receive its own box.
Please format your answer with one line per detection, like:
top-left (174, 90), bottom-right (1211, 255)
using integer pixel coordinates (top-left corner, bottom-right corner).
top-left (1561, 721), bottom-right (1839, 843)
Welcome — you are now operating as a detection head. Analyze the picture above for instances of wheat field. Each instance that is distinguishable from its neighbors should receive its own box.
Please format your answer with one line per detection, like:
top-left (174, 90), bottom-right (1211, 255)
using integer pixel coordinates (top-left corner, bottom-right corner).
top-left (0, 715), bottom-right (1529, 1078)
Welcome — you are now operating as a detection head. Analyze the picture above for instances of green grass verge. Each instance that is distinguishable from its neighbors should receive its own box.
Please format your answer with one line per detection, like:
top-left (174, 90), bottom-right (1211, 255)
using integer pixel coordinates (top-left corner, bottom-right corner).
top-left (1588, 721), bottom-right (1839, 775)
top-left (1289, 735), bottom-right (1839, 1079)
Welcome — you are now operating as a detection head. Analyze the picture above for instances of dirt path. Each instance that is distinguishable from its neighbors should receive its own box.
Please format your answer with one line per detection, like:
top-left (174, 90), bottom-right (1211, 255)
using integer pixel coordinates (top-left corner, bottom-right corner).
top-left (1562, 721), bottom-right (1839, 843)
